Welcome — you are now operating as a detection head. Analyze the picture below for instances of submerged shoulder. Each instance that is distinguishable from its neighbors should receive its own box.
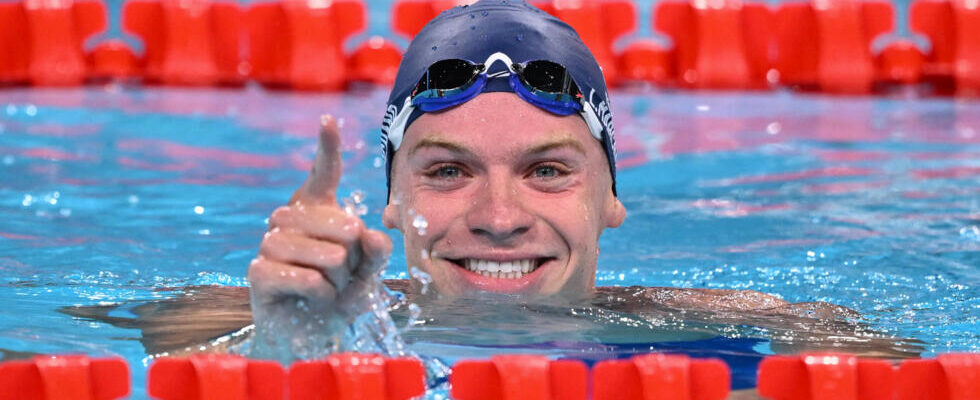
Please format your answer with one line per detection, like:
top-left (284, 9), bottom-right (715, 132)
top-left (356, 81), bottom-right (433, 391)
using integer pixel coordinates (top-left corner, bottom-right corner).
top-left (596, 286), bottom-right (789, 312)
top-left (595, 285), bottom-right (860, 320)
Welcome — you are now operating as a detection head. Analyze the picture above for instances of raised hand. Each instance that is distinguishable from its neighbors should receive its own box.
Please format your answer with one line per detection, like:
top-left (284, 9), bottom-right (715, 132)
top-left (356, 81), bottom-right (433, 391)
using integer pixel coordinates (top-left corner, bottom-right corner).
top-left (247, 115), bottom-right (392, 358)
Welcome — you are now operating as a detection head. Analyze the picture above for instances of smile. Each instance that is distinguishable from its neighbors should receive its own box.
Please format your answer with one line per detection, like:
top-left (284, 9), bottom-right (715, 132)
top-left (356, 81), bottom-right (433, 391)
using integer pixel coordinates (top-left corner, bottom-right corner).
top-left (461, 258), bottom-right (542, 279)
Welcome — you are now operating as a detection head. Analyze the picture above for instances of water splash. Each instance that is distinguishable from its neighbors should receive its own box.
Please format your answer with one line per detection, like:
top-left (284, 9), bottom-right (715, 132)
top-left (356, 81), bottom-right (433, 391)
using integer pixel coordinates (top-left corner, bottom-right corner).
top-left (342, 190), bottom-right (368, 216)
top-left (959, 225), bottom-right (980, 241)
top-left (409, 266), bottom-right (432, 295)
top-left (407, 303), bottom-right (423, 326)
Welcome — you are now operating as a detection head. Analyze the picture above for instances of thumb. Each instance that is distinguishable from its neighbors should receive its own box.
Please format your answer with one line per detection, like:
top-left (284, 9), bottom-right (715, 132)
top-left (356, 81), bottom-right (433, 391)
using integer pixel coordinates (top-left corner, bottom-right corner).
top-left (292, 115), bottom-right (343, 205)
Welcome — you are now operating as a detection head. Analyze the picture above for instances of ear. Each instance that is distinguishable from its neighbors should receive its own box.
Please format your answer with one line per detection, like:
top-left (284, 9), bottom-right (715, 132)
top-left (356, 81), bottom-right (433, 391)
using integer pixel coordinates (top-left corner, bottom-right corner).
top-left (382, 202), bottom-right (402, 230)
top-left (604, 193), bottom-right (626, 228)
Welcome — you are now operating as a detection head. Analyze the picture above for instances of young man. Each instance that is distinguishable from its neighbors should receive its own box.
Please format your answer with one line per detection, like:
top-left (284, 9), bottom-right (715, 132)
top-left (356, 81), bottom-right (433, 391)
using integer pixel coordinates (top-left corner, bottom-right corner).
top-left (58, 2), bottom-right (915, 395)
top-left (247, 0), bottom-right (849, 351)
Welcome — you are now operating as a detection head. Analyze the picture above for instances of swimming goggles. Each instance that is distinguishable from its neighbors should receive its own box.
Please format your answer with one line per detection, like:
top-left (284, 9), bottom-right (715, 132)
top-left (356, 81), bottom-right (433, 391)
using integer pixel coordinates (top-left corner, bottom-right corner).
top-left (384, 52), bottom-right (606, 151)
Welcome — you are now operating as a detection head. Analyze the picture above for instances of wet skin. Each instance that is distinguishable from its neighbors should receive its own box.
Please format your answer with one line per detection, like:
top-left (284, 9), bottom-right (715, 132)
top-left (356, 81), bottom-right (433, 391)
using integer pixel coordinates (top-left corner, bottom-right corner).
top-left (54, 94), bottom-right (919, 400)
top-left (248, 92), bottom-right (630, 348)
top-left (382, 92), bottom-right (626, 299)
top-left (245, 93), bottom-right (910, 363)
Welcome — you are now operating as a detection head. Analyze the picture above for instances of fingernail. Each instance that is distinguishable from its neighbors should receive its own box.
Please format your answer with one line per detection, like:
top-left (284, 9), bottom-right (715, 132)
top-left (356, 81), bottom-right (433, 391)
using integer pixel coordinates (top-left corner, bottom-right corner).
top-left (320, 114), bottom-right (331, 127)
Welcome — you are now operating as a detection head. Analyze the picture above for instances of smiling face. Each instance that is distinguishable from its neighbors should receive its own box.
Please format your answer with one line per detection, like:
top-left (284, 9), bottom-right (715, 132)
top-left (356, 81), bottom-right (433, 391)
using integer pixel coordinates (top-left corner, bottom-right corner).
top-left (382, 92), bottom-right (626, 300)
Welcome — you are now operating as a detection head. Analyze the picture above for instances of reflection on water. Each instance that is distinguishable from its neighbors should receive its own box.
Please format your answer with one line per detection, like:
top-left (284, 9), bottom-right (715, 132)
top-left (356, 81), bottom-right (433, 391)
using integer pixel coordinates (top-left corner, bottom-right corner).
top-left (0, 87), bottom-right (977, 398)
top-left (55, 280), bottom-right (921, 393)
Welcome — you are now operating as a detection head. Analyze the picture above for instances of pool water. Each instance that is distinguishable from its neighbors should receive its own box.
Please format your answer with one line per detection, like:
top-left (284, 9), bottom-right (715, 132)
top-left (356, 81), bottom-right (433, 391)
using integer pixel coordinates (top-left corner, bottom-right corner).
top-left (0, 85), bottom-right (977, 397)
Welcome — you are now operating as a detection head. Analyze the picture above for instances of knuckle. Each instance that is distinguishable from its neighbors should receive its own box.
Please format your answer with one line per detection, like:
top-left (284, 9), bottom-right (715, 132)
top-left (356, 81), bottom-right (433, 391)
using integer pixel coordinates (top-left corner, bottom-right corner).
top-left (301, 270), bottom-right (327, 290)
top-left (320, 245), bottom-right (347, 268)
top-left (331, 247), bottom-right (349, 267)
top-left (259, 230), bottom-right (286, 257)
top-left (347, 217), bottom-right (365, 233)
top-left (268, 206), bottom-right (292, 228)
top-left (247, 258), bottom-right (270, 283)
top-left (336, 215), bottom-right (364, 243)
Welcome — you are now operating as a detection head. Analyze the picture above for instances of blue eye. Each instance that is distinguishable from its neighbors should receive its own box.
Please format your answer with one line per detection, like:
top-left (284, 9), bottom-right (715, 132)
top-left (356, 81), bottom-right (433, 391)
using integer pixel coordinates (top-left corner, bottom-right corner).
top-left (434, 165), bottom-right (462, 179)
top-left (534, 166), bottom-right (559, 178)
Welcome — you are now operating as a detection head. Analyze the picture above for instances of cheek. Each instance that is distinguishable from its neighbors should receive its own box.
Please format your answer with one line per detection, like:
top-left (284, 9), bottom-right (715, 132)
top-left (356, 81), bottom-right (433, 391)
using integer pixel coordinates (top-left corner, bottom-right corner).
top-left (537, 187), bottom-right (604, 236)
top-left (401, 194), bottom-right (466, 247)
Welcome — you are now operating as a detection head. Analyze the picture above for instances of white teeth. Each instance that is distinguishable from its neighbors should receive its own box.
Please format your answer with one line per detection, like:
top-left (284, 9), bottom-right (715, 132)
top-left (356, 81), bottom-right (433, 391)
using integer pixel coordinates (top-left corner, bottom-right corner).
top-left (487, 261), bottom-right (500, 273)
top-left (460, 258), bottom-right (539, 279)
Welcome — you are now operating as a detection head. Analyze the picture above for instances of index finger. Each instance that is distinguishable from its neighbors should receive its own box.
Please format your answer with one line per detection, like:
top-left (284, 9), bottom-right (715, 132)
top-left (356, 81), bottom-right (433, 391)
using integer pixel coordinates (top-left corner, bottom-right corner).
top-left (292, 114), bottom-right (343, 206)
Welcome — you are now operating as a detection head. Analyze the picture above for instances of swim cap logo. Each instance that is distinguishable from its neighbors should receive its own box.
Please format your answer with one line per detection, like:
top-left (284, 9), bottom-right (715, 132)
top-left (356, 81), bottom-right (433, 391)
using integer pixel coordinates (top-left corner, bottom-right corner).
top-left (587, 89), bottom-right (616, 154)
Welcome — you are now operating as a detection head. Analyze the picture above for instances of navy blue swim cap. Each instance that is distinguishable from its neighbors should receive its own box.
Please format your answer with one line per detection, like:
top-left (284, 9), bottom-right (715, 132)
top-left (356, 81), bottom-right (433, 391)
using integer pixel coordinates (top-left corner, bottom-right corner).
top-left (380, 0), bottom-right (617, 197)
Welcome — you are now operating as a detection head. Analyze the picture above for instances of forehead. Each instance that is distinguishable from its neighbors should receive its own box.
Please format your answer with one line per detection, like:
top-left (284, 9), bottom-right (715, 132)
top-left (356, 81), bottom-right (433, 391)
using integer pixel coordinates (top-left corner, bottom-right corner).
top-left (400, 93), bottom-right (596, 158)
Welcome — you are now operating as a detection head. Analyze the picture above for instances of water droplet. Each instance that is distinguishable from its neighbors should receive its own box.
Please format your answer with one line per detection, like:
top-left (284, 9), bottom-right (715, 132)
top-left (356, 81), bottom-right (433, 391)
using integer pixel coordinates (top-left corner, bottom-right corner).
top-left (431, 45), bottom-right (438, 51)
top-left (24, 104), bottom-right (37, 117)
top-left (470, 13), bottom-right (475, 19)
top-left (960, 225), bottom-right (980, 240)
top-left (5, 104), bottom-right (16, 115)
top-left (342, 190), bottom-right (368, 216)
top-left (373, 156), bottom-right (383, 168)
top-left (516, 33), bottom-right (523, 41)
top-left (481, 10), bottom-right (488, 16)
top-left (412, 214), bottom-right (428, 235)
top-left (1, 155), bottom-right (13, 165)
top-left (194, 206), bottom-right (205, 215)
top-left (470, 25), bottom-right (476, 30)
top-left (409, 266), bottom-right (432, 294)
top-left (127, 195), bottom-right (139, 205)
top-left (407, 303), bottom-right (422, 326)
top-left (452, 41), bottom-right (457, 46)
top-left (766, 122), bottom-right (781, 135)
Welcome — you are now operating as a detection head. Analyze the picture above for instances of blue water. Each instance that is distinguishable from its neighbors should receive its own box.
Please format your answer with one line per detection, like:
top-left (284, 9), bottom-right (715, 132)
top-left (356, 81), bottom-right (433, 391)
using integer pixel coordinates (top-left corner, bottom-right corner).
top-left (1, 86), bottom-right (978, 397)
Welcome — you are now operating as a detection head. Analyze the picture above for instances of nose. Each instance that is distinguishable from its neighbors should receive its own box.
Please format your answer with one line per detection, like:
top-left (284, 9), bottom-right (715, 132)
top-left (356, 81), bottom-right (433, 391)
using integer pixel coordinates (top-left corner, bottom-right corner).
top-left (465, 172), bottom-right (533, 243)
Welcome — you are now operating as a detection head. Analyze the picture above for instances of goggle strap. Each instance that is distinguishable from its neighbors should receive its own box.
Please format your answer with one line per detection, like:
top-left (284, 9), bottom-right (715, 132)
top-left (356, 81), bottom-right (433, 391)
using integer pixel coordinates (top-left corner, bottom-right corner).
top-left (386, 96), bottom-right (415, 151)
top-left (580, 100), bottom-right (605, 141)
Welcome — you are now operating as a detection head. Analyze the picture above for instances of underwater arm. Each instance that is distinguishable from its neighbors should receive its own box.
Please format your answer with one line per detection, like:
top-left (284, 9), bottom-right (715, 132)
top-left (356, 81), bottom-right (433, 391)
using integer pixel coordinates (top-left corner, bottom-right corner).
top-left (601, 286), bottom-right (922, 358)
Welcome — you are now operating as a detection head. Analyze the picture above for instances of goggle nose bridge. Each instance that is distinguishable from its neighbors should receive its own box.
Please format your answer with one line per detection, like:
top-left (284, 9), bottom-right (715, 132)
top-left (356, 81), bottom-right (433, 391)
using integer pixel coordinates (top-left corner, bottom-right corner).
top-left (482, 52), bottom-right (518, 76)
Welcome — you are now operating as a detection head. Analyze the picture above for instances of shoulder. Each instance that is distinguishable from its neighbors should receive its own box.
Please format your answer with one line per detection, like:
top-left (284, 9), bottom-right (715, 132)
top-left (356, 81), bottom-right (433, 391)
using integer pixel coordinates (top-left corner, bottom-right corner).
top-left (595, 285), bottom-right (790, 312)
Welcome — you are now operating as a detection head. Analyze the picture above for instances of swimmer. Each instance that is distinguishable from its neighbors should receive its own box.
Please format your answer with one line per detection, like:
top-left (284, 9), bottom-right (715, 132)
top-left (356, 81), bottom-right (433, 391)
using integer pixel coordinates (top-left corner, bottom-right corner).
top-left (59, 0), bottom-right (920, 396)
top-left (245, 0), bottom-right (914, 360)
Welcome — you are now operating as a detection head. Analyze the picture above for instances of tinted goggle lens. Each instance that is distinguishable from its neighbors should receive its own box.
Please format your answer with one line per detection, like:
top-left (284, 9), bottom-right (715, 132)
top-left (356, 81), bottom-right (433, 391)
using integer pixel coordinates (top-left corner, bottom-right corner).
top-left (414, 59), bottom-right (577, 96)
top-left (415, 59), bottom-right (483, 93)
top-left (519, 60), bottom-right (576, 94)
